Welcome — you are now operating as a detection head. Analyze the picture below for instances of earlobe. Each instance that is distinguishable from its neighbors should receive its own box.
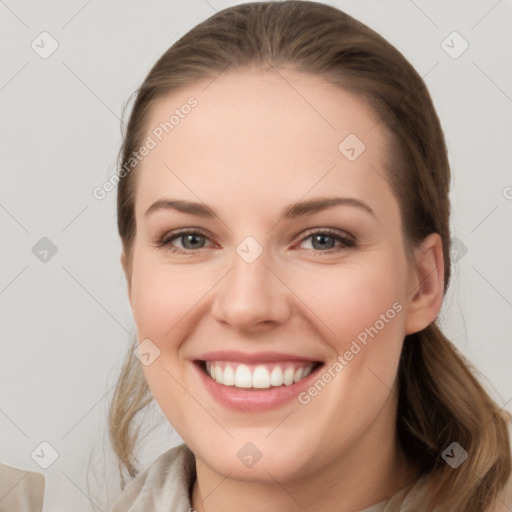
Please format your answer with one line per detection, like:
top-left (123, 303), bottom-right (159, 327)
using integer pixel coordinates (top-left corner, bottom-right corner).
top-left (404, 233), bottom-right (445, 335)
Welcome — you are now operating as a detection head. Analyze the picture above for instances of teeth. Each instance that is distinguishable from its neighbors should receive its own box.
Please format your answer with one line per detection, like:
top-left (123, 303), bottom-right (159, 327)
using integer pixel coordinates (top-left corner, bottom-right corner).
top-left (234, 364), bottom-right (252, 388)
top-left (293, 367), bottom-right (304, 383)
top-left (270, 366), bottom-right (283, 386)
top-left (283, 367), bottom-right (294, 386)
top-left (252, 365), bottom-right (270, 388)
top-left (223, 365), bottom-right (235, 386)
top-left (205, 361), bottom-right (315, 389)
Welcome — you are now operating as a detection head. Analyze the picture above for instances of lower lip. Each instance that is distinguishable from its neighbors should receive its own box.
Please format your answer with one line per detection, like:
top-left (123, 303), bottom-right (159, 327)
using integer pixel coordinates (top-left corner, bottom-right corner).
top-left (194, 362), bottom-right (322, 412)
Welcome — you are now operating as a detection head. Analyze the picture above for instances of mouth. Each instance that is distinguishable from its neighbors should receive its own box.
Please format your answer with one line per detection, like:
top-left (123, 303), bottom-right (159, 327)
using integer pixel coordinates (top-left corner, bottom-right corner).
top-left (199, 360), bottom-right (322, 390)
top-left (193, 351), bottom-right (325, 411)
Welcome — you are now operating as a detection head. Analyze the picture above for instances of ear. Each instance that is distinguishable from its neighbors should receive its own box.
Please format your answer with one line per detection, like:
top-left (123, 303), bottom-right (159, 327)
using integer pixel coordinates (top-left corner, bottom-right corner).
top-left (404, 233), bottom-right (445, 335)
top-left (121, 251), bottom-right (132, 306)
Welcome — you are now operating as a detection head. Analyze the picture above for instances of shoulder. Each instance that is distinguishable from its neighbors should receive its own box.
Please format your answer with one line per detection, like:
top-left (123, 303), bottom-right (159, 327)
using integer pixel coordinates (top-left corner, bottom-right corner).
top-left (0, 462), bottom-right (45, 512)
top-left (111, 443), bottom-right (196, 512)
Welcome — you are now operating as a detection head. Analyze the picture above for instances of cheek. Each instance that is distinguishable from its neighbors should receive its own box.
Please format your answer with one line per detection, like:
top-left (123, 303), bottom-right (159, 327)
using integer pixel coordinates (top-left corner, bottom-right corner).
top-left (285, 249), bottom-right (408, 416)
top-left (129, 249), bottom-right (204, 341)
top-left (286, 253), bottom-right (407, 350)
top-left (128, 249), bottom-right (204, 424)
top-left (285, 256), bottom-right (407, 452)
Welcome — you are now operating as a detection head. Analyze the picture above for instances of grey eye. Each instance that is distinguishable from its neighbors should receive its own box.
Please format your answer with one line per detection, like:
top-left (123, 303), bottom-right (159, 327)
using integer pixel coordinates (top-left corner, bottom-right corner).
top-left (179, 233), bottom-right (207, 250)
top-left (310, 233), bottom-right (337, 250)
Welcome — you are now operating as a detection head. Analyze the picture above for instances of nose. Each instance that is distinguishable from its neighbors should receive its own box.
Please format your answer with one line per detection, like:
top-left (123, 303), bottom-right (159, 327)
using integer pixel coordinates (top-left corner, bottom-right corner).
top-left (211, 248), bottom-right (291, 332)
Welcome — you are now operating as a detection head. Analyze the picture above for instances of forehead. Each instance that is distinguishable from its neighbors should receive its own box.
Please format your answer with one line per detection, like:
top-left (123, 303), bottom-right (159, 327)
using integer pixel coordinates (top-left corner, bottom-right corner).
top-left (134, 68), bottom-right (397, 223)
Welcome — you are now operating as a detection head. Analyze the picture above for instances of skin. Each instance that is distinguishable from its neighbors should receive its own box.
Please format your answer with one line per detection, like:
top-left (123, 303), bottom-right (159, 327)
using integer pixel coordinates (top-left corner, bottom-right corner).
top-left (121, 67), bottom-right (444, 512)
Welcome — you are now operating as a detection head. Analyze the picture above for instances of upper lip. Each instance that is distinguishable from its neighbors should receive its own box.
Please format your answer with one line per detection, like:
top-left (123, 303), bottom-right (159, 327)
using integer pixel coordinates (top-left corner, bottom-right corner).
top-left (195, 350), bottom-right (323, 364)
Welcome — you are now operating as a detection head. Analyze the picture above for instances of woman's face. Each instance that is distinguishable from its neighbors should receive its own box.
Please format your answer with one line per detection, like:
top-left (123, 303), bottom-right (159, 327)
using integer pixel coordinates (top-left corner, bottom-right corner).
top-left (124, 68), bottom-right (427, 482)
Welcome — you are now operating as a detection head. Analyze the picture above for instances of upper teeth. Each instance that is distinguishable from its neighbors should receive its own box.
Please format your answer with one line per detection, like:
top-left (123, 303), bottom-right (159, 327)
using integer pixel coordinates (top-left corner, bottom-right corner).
top-left (205, 361), bottom-right (314, 389)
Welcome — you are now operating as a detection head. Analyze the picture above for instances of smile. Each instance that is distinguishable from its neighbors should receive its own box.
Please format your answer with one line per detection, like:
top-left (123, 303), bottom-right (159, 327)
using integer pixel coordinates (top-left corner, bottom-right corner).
top-left (204, 361), bottom-right (316, 389)
top-left (194, 351), bottom-right (324, 411)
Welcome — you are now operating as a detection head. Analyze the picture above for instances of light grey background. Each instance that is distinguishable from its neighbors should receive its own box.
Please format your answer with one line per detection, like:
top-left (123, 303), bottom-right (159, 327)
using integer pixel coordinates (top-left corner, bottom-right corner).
top-left (1, 0), bottom-right (511, 510)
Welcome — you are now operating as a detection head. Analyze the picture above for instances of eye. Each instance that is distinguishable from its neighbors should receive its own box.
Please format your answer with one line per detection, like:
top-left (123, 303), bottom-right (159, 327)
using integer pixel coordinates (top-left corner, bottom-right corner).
top-left (156, 229), bottom-right (213, 253)
top-left (297, 229), bottom-right (355, 252)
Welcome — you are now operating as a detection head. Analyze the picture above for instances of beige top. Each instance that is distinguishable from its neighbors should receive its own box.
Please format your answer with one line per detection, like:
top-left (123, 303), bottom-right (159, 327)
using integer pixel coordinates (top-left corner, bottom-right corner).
top-left (0, 463), bottom-right (44, 512)
top-left (107, 443), bottom-right (488, 512)
top-left (110, 443), bottom-right (415, 511)
top-left (2, 443), bottom-right (511, 511)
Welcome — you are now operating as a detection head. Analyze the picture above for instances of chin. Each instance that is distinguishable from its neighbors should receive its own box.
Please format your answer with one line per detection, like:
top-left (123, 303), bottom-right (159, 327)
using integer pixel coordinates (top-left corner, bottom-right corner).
top-left (190, 434), bottom-right (325, 484)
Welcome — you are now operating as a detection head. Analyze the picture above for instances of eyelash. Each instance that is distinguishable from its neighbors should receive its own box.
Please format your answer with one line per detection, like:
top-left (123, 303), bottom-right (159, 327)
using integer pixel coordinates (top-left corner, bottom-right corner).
top-left (155, 227), bottom-right (355, 255)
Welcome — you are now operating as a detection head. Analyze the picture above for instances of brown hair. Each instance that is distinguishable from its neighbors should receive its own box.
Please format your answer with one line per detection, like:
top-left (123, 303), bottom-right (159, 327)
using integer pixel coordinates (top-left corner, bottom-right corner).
top-left (110, 2), bottom-right (510, 509)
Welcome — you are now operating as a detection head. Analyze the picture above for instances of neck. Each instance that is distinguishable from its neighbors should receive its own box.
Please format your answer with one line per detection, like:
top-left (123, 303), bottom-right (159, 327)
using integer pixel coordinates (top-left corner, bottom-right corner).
top-left (191, 393), bottom-right (420, 512)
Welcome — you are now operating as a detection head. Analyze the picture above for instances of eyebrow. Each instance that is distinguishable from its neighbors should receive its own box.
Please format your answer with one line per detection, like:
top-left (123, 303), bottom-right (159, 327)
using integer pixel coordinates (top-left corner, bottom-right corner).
top-left (144, 196), bottom-right (375, 220)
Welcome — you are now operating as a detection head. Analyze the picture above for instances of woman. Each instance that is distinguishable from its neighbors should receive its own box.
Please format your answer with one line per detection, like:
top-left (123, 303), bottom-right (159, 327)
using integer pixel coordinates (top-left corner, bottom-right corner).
top-left (109, 2), bottom-right (511, 510)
